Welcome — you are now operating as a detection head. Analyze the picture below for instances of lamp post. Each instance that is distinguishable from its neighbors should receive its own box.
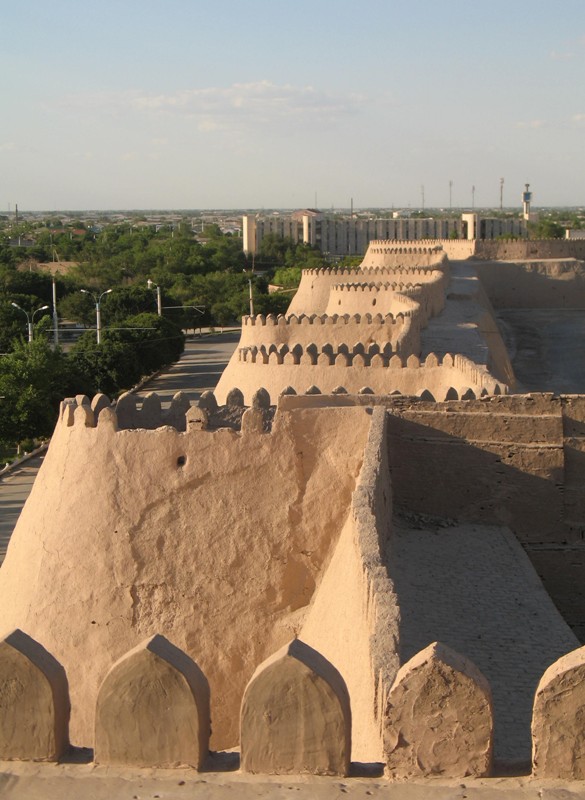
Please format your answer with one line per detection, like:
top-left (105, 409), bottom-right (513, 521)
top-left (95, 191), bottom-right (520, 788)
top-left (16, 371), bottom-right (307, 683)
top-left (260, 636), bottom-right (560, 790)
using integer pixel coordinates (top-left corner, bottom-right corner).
top-left (243, 270), bottom-right (254, 316)
top-left (10, 303), bottom-right (50, 342)
top-left (52, 277), bottom-right (59, 348)
top-left (80, 289), bottom-right (112, 344)
top-left (147, 279), bottom-right (162, 316)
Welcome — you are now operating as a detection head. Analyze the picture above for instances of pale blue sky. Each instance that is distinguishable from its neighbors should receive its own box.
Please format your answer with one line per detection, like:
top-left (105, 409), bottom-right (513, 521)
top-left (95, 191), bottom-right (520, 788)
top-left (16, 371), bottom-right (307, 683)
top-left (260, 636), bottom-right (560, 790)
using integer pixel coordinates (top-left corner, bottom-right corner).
top-left (1, 0), bottom-right (584, 210)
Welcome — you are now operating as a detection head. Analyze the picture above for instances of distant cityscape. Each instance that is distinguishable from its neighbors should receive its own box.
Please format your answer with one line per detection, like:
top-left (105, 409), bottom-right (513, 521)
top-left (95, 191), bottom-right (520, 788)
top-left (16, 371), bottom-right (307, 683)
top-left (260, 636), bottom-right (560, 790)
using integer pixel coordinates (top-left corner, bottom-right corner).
top-left (3, 196), bottom-right (585, 258)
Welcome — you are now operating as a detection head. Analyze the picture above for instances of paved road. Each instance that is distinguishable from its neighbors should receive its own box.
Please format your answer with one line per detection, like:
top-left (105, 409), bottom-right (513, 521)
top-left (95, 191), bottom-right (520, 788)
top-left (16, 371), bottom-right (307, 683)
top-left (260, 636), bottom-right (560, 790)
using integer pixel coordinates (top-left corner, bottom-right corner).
top-left (135, 331), bottom-right (239, 406)
top-left (0, 454), bottom-right (46, 563)
top-left (0, 333), bottom-right (239, 565)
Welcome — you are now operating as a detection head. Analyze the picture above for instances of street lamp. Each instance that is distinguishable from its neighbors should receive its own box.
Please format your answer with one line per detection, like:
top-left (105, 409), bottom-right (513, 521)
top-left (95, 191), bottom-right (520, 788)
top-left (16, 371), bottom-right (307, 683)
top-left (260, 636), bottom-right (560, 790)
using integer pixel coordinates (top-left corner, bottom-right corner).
top-left (80, 289), bottom-right (112, 344)
top-left (10, 302), bottom-right (50, 342)
top-left (147, 279), bottom-right (162, 316)
top-left (243, 271), bottom-right (254, 316)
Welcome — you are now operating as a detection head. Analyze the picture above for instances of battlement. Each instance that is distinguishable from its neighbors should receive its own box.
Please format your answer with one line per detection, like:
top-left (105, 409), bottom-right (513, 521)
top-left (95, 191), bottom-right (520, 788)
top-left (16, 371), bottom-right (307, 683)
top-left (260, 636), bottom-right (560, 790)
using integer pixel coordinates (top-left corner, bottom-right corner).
top-left (59, 389), bottom-right (273, 434)
top-left (299, 258), bottom-right (444, 277)
top-left (216, 346), bottom-right (507, 404)
top-left (58, 367), bottom-right (509, 441)
top-left (242, 311), bottom-right (409, 327)
top-left (239, 341), bottom-right (396, 366)
top-left (358, 265), bottom-right (450, 281)
top-left (4, 395), bottom-right (584, 778)
top-left (296, 266), bottom-right (361, 278)
top-left (359, 242), bottom-right (449, 272)
top-left (331, 280), bottom-right (425, 293)
top-left (366, 240), bottom-right (445, 253)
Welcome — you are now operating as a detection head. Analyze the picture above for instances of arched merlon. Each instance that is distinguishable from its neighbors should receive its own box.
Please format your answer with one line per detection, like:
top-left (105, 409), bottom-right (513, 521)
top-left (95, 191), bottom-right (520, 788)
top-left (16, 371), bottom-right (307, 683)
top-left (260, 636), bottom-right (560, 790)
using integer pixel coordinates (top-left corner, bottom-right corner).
top-left (240, 639), bottom-right (351, 776)
top-left (384, 642), bottom-right (493, 779)
top-left (532, 644), bottom-right (585, 779)
top-left (95, 634), bottom-right (210, 768)
top-left (0, 629), bottom-right (70, 761)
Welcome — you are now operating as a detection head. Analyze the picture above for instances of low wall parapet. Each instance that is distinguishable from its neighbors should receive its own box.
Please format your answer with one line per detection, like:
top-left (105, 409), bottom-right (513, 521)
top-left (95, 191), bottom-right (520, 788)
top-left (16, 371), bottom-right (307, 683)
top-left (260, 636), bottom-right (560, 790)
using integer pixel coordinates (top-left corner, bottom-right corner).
top-left (242, 311), bottom-right (407, 327)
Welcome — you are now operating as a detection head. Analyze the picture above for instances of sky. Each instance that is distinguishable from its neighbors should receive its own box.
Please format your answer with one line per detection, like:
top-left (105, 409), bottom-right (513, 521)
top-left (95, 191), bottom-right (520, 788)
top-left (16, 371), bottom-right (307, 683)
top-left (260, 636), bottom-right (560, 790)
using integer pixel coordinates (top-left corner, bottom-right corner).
top-left (1, 0), bottom-right (584, 211)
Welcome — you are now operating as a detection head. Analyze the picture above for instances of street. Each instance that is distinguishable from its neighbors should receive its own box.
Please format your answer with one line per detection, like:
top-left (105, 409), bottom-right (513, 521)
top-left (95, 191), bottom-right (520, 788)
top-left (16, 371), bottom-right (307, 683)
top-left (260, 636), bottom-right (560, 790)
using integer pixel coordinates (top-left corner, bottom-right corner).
top-left (134, 331), bottom-right (239, 406)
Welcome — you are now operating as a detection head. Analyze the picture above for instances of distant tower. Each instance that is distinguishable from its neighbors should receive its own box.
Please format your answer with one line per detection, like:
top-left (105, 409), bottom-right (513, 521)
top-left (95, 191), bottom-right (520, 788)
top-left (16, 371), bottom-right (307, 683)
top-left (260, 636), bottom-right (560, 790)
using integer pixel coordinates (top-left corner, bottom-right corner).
top-left (500, 178), bottom-right (504, 211)
top-left (522, 183), bottom-right (532, 220)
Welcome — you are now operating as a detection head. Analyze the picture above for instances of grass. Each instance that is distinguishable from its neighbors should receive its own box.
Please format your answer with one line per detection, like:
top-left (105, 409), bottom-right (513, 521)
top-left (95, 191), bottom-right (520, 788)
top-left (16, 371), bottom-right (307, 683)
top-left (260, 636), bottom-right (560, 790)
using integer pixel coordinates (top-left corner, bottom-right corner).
top-left (0, 444), bottom-right (18, 466)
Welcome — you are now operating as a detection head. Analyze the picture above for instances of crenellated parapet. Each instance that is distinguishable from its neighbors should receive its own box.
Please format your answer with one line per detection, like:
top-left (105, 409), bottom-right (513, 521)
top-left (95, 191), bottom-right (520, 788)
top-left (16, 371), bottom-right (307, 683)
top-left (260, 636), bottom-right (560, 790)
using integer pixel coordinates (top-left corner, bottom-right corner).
top-left (239, 340), bottom-right (396, 367)
top-left (238, 311), bottom-right (409, 358)
top-left (58, 388), bottom-right (276, 435)
top-left (294, 266), bottom-right (361, 279)
top-left (330, 280), bottom-right (425, 292)
top-left (359, 241), bottom-right (449, 272)
top-left (242, 311), bottom-right (408, 327)
top-left (358, 264), bottom-right (450, 281)
top-left (365, 240), bottom-right (445, 254)
top-left (215, 349), bottom-right (508, 405)
top-left (6, 618), bottom-right (584, 777)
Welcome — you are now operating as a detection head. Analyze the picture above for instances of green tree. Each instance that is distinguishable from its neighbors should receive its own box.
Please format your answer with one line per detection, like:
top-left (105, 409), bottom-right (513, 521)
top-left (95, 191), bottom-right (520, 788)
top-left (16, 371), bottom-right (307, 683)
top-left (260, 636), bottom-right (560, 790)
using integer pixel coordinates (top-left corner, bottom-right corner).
top-left (529, 218), bottom-right (565, 239)
top-left (69, 333), bottom-right (141, 397)
top-left (69, 313), bottom-right (184, 396)
top-left (272, 267), bottom-right (302, 288)
top-left (0, 339), bottom-right (83, 448)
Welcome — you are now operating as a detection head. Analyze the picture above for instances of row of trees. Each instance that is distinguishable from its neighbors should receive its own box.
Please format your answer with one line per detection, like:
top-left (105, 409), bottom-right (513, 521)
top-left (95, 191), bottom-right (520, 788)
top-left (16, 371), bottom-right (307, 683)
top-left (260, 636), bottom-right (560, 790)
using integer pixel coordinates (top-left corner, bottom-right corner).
top-left (0, 225), bottom-right (325, 331)
top-left (0, 222), bottom-right (326, 454)
top-left (0, 312), bottom-right (185, 454)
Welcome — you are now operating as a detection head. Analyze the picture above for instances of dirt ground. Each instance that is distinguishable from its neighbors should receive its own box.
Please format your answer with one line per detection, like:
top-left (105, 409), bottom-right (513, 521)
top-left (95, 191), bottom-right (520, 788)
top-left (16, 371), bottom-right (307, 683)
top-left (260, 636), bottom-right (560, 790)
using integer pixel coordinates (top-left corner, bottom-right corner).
top-left (2, 761), bottom-right (585, 800)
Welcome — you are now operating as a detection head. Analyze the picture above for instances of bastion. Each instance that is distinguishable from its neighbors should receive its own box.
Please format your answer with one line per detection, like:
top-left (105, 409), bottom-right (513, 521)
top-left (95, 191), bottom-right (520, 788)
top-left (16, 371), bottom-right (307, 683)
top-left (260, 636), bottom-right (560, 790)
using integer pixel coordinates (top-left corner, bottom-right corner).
top-left (1, 238), bottom-right (585, 782)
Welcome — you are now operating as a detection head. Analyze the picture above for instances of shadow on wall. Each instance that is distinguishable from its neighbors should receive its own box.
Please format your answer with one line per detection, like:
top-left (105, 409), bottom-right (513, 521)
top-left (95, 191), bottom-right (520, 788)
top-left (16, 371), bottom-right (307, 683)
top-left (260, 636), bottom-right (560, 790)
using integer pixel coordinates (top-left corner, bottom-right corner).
top-left (385, 413), bottom-right (580, 766)
top-left (476, 261), bottom-right (585, 309)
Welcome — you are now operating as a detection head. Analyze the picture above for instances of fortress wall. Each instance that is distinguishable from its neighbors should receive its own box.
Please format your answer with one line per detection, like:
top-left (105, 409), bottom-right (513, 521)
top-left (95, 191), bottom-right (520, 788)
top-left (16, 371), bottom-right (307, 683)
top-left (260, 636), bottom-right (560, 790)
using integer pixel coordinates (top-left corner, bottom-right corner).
top-left (399, 273), bottom-right (448, 320)
top-left (386, 394), bottom-right (565, 543)
top-left (475, 259), bottom-right (585, 308)
top-left (238, 312), bottom-right (406, 349)
top-left (385, 393), bottom-right (585, 635)
top-left (359, 242), bottom-right (448, 270)
top-left (358, 265), bottom-right (450, 282)
top-left (214, 355), bottom-right (505, 406)
top-left (394, 315), bottom-right (421, 358)
top-left (361, 239), bottom-right (475, 263)
top-left (300, 408), bottom-right (399, 762)
top-left (476, 310), bottom-right (517, 387)
top-left (476, 239), bottom-right (585, 262)
top-left (286, 255), bottom-right (449, 317)
top-left (439, 239), bottom-right (478, 259)
top-left (530, 395), bottom-right (585, 639)
top-left (238, 341), bottom-right (396, 366)
top-left (324, 282), bottom-right (420, 318)
top-left (287, 269), bottom-right (357, 316)
top-left (0, 399), bottom-right (373, 751)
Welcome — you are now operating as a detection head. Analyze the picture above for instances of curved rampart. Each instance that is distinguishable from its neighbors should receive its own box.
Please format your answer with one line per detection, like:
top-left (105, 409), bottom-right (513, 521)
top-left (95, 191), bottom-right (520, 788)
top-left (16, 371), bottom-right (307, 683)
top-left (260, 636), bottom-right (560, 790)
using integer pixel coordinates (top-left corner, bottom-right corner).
top-left (360, 241), bottom-right (448, 270)
top-left (287, 269), bottom-right (357, 315)
top-left (215, 351), bottom-right (506, 405)
top-left (0, 394), bottom-right (374, 751)
top-left (238, 312), bottom-right (407, 349)
top-left (325, 281), bottom-right (422, 318)
top-left (358, 265), bottom-right (451, 282)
